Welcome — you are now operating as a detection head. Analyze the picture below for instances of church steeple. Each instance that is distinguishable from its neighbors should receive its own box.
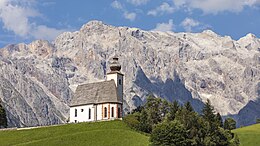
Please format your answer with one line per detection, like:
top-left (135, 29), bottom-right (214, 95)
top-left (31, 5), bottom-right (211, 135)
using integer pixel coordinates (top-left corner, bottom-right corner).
top-left (109, 56), bottom-right (121, 72)
top-left (106, 56), bottom-right (124, 107)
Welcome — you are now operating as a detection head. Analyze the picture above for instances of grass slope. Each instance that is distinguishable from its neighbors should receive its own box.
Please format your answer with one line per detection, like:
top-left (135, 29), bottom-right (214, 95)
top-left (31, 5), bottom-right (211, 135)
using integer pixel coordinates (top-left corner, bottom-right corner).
top-left (0, 120), bottom-right (149, 146)
top-left (233, 123), bottom-right (260, 146)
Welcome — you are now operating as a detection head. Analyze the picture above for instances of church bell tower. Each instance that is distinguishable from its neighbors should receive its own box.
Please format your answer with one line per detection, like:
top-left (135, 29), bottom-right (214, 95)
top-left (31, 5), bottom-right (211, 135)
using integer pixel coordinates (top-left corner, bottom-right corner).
top-left (106, 56), bottom-right (124, 102)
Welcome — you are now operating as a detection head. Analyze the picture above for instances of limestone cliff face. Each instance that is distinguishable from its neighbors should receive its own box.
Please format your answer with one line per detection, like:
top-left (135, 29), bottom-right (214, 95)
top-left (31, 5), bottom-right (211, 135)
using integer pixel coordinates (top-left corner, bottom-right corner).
top-left (0, 21), bottom-right (259, 127)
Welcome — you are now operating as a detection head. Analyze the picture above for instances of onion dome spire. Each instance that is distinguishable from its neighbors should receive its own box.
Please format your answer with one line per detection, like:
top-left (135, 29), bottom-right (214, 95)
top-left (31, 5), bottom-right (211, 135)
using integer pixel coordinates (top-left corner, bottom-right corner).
top-left (109, 55), bottom-right (121, 72)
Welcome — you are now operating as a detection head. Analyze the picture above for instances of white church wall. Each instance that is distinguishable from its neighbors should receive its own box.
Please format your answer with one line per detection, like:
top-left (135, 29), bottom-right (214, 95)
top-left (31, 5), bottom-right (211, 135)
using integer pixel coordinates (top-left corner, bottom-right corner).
top-left (96, 103), bottom-right (122, 121)
top-left (107, 73), bottom-right (124, 102)
top-left (107, 74), bottom-right (118, 86)
top-left (70, 103), bottom-right (122, 123)
top-left (70, 104), bottom-right (95, 123)
top-left (96, 104), bottom-right (103, 121)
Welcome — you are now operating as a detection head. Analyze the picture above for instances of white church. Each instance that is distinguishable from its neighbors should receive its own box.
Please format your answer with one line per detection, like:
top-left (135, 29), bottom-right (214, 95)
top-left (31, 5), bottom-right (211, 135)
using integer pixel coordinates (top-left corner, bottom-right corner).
top-left (69, 56), bottom-right (124, 123)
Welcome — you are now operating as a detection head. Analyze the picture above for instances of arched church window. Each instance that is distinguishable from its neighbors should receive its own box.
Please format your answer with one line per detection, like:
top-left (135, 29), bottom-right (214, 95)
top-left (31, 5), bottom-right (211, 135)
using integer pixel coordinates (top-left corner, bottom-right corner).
top-left (75, 109), bottom-right (77, 117)
top-left (104, 107), bottom-right (107, 118)
top-left (119, 79), bottom-right (122, 85)
top-left (111, 107), bottom-right (114, 117)
top-left (89, 108), bottom-right (91, 119)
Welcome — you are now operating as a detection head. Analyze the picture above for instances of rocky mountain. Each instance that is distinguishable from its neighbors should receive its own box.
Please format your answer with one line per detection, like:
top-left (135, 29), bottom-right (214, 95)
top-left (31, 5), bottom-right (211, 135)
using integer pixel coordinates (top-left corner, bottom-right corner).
top-left (0, 20), bottom-right (259, 127)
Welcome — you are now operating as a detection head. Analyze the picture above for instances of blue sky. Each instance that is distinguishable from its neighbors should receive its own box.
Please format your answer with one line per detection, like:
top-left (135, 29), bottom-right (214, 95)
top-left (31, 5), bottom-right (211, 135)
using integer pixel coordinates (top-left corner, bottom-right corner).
top-left (0, 0), bottom-right (259, 48)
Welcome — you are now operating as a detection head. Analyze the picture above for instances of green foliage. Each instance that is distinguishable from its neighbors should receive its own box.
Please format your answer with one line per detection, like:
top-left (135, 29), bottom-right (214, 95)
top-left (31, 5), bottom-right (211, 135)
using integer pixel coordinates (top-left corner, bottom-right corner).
top-left (184, 101), bottom-right (193, 112)
top-left (217, 113), bottom-right (224, 127)
top-left (206, 127), bottom-right (232, 146)
top-left (224, 118), bottom-right (237, 130)
top-left (150, 120), bottom-right (189, 146)
top-left (125, 96), bottom-right (239, 146)
top-left (139, 109), bottom-right (152, 133)
top-left (0, 121), bottom-right (149, 146)
top-left (202, 99), bottom-right (216, 124)
top-left (145, 96), bottom-right (164, 125)
top-left (256, 118), bottom-right (260, 124)
top-left (167, 100), bottom-right (179, 121)
top-left (123, 113), bottom-right (140, 130)
top-left (0, 101), bottom-right (7, 128)
top-left (230, 134), bottom-right (240, 146)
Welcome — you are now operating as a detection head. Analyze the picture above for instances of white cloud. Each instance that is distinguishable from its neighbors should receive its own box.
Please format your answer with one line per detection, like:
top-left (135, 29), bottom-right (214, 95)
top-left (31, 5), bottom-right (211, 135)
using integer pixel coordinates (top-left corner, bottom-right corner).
top-left (111, 0), bottom-right (123, 10)
top-left (32, 25), bottom-right (66, 40)
top-left (124, 12), bottom-right (136, 21)
top-left (173, 0), bottom-right (260, 14)
top-left (127, 0), bottom-right (150, 6)
top-left (181, 18), bottom-right (200, 32)
top-left (153, 19), bottom-right (174, 32)
top-left (111, 1), bottom-right (137, 21)
top-left (148, 2), bottom-right (175, 16)
top-left (0, 0), bottom-right (65, 40)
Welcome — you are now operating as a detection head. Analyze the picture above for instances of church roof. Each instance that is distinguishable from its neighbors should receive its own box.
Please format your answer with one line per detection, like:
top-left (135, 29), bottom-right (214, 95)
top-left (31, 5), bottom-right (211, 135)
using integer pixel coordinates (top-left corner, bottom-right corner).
top-left (70, 80), bottom-right (122, 107)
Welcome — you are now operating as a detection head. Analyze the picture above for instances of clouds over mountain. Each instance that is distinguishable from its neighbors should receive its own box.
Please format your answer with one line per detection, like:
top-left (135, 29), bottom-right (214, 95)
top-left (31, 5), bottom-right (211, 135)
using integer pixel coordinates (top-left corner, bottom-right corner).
top-left (147, 2), bottom-right (175, 16)
top-left (0, 0), bottom-right (65, 40)
top-left (181, 18), bottom-right (200, 32)
top-left (127, 0), bottom-right (150, 6)
top-left (111, 1), bottom-right (137, 21)
top-left (173, 0), bottom-right (260, 14)
top-left (153, 19), bottom-right (175, 32)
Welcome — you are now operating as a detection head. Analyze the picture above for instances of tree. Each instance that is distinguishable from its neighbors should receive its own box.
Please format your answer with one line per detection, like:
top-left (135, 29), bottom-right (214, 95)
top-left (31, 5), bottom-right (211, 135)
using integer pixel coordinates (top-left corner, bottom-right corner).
top-left (123, 113), bottom-right (140, 130)
top-left (145, 96), bottom-right (162, 125)
top-left (167, 100), bottom-right (179, 121)
top-left (150, 120), bottom-right (189, 146)
top-left (124, 95), bottom-right (239, 145)
top-left (224, 118), bottom-right (236, 130)
top-left (0, 101), bottom-right (7, 128)
top-left (202, 99), bottom-right (219, 134)
top-left (216, 112), bottom-right (224, 127)
top-left (184, 101), bottom-right (194, 112)
top-left (230, 134), bottom-right (240, 146)
top-left (138, 109), bottom-right (152, 133)
top-left (256, 118), bottom-right (260, 124)
top-left (202, 99), bottom-right (215, 123)
top-left (160, 99), bottom-right (170, 119)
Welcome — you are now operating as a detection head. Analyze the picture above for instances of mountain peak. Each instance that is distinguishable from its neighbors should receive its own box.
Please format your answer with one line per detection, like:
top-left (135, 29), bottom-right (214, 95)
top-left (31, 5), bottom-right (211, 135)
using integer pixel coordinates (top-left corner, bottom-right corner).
top-left (238, 32), bottom-right (258, 45)
top-left (86, 20), bottom-right (105, 25)
top-left (245, 33), bottom-right (256, 39)
top-left (80, 20), bottom-right (112, 33)
top-left (202, 29), bottom-right (219, 36)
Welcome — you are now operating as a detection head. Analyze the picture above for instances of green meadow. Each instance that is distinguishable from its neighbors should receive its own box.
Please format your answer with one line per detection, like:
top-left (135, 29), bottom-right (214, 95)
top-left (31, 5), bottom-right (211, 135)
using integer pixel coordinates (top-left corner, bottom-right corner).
top-left (1, 120), bottom-right (260, 146)
top-left (0, 120), bottom-right (149, 146)
top-left (233, 123), bottom-right (260, 146)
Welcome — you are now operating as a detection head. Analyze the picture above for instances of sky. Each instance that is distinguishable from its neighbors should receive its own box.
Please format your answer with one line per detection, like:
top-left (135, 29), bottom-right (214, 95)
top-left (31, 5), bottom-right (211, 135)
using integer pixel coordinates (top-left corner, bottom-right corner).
top-left (0, 0), bottom-right (260, 48)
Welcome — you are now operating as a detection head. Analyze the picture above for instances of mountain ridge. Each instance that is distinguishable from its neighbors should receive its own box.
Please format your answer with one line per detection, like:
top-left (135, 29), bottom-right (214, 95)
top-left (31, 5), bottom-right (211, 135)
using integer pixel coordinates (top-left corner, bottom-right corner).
top-left (0, 20), bottom-right (259, 127)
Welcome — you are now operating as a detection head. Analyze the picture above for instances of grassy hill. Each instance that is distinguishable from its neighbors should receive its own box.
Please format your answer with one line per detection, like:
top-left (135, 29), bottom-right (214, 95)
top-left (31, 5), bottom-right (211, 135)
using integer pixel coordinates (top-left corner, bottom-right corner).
top-left (1, 120), bottom-right (259, 146)
top-left (233, 123), bottom-right (260, 146)
top-left (0, 120), bottom-right (149, 146)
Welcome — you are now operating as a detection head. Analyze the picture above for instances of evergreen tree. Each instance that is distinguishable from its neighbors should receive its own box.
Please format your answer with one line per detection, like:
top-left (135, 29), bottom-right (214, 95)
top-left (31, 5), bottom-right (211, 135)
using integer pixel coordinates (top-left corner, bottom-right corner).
top-left (224, 118), bottom-right (236, 130)
top-left (150, 120), bottom-right (189, 146)
top-left (0, 101), bottom-right (7, 128)
top-left (184, 101), bottom-right (193, 112)
top-left (202, 99), bottom-right (215, 123)
top-left (167, 100), bottom-right (179, 121)
top-left (160, 99), bottom-right (170, 119)
top-left (216, 112), bottom-right (224, 127)
top-left (256, 118), bottom-right (260, 124)
top-left (124, 95), bottom-right (239, 146)
top-left (145, 96), bottom-right (162, 125)
top-left (230, 134), bottom-right (240, 146)
top-left (138, 109), bottom-right (152, 133)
